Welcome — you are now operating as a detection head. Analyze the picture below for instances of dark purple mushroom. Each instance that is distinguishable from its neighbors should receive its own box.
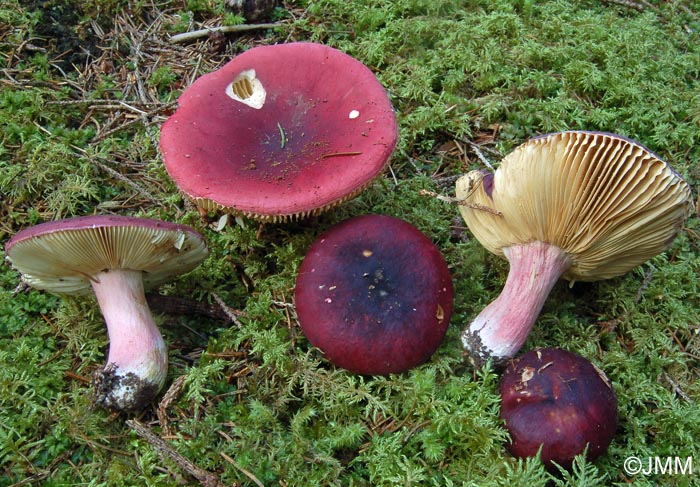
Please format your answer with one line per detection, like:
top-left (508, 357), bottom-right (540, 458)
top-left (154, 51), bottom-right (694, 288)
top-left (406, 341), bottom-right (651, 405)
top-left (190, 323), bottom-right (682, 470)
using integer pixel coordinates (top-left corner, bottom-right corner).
top-left (160, 42), bottom-right (398, 222)
top-left (4, 215), bottom-right (208, 411)
top-left (499, 347), bottom-right (618, 470)
top-left (294, 214), bottom-right (453, 375)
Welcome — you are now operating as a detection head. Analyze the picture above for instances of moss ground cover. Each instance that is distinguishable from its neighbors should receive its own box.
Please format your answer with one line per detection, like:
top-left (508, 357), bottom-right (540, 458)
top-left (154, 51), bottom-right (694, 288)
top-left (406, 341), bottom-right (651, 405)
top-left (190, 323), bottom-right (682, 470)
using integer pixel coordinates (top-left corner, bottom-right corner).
top-left (1, 0), bottom-right (699, 485)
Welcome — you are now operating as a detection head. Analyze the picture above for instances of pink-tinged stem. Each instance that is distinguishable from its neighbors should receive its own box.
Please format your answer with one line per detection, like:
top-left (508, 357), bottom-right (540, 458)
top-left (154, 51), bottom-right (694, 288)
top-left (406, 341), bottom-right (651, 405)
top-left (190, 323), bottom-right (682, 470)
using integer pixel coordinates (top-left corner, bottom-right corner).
top-left (462, 241), bottom-right (572, 367)
top-left (90, 269), bottom-right (167, 411)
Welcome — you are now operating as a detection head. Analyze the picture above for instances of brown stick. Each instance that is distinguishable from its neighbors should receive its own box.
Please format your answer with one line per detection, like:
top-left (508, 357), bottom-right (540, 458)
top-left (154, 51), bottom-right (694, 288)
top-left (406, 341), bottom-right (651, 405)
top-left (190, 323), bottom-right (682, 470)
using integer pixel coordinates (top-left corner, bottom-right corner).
top-left (157, 375), bottom-right (187, 437)
top-left (211, 292), bottom-right (244, 328)
top-left (170, 23), bottom-right (281, 44)
top-left (220, 452), bottom-right (264, 487)
top-left (146, 293), bottom-right (235, 322)
top-left (126, 419), bottom-right (226, 487)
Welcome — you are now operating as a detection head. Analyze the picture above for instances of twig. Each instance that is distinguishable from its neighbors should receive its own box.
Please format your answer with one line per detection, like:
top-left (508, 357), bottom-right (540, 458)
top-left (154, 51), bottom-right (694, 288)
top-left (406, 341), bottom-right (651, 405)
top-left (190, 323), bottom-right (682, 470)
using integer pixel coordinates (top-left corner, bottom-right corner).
top-left (634, 266), bottom-right (655, 304)
top-left (157, 375), bottom-right (187, 437)
top-left (91, 100), bottom-right (177, 142)
top-left (662, 371), bottom-right (692, 403)
top-left (64, 370), bottom-right (92, 383)
top-left (418, 189), bottom-right (502, 216)
top-left (387, 163), bottom-right (399, 187)
top-left (600, 0), bottom-right (647, 11)
top-left (271, 299), bottom-right (295, 309)
top-left (211, 292), bottom-right (244, 328)
top-left (432, 174), bottom-right (463, 188)
top-left (92, 158), bottom-right (161, 204)
top-left (170, 23), bottom-right (281, 44)
top-left (7, 472), bottom-right (49, 487)
top-left (126, 419), bottom-right (226, 487)
top-left (45, 99), bottom-right (158, 108)
top-left (220, 452), bottom-right (265, 487)
top-left (146, 293), bottom-right (235, 322)
top-left (466, 141), bottom-right (494, 170)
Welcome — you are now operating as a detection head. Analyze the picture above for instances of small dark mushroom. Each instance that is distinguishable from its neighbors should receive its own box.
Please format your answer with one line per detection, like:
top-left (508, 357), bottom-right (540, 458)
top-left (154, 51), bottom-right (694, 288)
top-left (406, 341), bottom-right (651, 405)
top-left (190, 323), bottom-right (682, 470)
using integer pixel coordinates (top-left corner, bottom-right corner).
top-left (499, 347), bottom-right (618, 470)
top-left (294, 215), bottom-right (454, 375)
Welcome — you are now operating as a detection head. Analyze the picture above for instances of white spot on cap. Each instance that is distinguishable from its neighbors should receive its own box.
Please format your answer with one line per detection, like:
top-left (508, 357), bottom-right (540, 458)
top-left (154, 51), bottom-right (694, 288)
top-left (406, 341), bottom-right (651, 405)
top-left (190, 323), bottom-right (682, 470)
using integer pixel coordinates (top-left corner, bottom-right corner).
top-left (349, 110), bottom-right (360, 119)
top-left (226, 69), bottom-right (266, 109)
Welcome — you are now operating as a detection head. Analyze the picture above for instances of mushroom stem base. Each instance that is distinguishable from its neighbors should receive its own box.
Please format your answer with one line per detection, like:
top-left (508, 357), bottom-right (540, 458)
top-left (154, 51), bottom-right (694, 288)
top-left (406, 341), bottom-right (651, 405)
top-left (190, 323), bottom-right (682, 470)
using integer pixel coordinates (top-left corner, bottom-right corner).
top-left (462, 241), bottom-right (571, 367)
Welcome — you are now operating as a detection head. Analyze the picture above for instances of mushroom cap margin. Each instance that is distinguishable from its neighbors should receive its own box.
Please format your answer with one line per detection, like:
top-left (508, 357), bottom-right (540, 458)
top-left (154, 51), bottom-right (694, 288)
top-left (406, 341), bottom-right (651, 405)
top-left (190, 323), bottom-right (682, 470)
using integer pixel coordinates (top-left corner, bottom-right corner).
top-left (5, 215), bottom-right (209, 294)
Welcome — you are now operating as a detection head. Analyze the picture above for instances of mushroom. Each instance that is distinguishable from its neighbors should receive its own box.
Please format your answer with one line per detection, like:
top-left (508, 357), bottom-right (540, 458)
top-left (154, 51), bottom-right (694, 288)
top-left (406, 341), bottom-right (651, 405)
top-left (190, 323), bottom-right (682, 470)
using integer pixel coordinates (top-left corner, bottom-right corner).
top-left (456, 131), bottom-right (692, 366)
top-left (160, 42), bottom-right (398, 222)
top-left (4, 215), bottom-right (209, 411)
top-left (294, 214), bottom-right (454, 375)
top-left (499, 347), bottom-right (618, 470)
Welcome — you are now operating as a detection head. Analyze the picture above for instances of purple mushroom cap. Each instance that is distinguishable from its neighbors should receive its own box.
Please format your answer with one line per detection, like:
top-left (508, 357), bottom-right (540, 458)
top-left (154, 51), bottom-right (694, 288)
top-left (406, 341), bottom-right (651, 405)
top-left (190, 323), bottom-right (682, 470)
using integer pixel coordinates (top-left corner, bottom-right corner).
top-left (499, 347), bottom-right (618, 470)
top-left (295, 214), bottom-right (454, 375)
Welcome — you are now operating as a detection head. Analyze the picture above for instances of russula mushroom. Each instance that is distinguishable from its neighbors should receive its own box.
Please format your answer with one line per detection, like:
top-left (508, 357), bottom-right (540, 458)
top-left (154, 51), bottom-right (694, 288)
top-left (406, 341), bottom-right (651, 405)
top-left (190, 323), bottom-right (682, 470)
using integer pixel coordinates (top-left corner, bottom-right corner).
top-left (4, 215), bottom-right (208, 411)
top-left (456, 131), bottom-right (692, 366)
top-left (160, 42), bottom-right (398, 222)
top-left (499, 347), bottom-right (618, 470)
top-left (294, 214), bottom-right (453, 375)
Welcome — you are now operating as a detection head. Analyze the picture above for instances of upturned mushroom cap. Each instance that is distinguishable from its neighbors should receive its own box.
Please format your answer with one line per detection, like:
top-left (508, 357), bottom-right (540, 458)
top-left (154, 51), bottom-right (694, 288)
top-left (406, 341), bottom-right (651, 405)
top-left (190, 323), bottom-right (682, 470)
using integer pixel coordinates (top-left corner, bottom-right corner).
top-left (294, 215), bottom-right (454, 375)
top-left (4, 215), bottom-right (209, 294)
top-left (160, 42), bottom-right (398, 222)
top-left (4, 215), bottom-right (208, 411)
top-left (456, 131), bottom-right (692, 281)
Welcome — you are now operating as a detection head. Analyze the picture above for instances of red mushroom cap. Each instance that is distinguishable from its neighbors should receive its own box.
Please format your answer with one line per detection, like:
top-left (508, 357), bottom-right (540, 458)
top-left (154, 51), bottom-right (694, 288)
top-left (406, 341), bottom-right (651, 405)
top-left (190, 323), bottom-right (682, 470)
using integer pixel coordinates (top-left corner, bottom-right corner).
top-left (160, 42), bottom-right (398, 221)
top-left (294, 215), bottom-right (454, 375)
top-left (499, 348), bottom-right (618, 470)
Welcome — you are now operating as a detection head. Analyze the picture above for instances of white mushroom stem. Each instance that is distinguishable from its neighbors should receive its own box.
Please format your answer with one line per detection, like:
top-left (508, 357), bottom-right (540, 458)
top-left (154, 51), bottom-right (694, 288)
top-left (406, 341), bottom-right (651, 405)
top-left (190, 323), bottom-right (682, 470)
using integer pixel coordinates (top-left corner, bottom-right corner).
top-left (462, 241), bottom-right (572, 366)
top-left (90, 268), bottom-right (168, 410)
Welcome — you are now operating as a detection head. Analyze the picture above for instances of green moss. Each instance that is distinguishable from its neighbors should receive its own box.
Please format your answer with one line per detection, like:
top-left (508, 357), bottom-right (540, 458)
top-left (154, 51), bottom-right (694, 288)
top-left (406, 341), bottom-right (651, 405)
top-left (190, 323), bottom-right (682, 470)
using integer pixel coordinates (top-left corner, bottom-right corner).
top-left (1, 0), bottom-right (700, 485)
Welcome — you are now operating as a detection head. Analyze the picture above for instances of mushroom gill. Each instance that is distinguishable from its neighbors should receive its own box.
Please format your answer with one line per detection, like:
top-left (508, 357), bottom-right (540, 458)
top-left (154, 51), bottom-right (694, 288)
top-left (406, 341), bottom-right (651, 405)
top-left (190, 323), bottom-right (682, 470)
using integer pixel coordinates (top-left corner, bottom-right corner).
top-left (456, 131), bottom-right (692, 366)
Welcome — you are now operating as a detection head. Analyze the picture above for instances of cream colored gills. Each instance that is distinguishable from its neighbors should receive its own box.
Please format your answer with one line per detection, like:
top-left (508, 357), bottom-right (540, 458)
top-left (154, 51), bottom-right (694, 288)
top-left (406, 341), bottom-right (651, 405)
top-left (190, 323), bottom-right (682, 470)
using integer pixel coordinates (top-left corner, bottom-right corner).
top-left (456, 131), bottom-right (692, 366)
